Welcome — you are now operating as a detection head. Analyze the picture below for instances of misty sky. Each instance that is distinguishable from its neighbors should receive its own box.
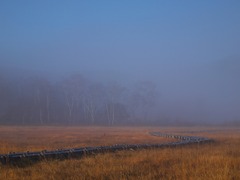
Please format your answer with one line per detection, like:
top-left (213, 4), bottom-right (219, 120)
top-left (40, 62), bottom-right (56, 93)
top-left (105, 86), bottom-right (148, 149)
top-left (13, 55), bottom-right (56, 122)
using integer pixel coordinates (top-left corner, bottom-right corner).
top-left (0, 1), bottom-right (240, 123)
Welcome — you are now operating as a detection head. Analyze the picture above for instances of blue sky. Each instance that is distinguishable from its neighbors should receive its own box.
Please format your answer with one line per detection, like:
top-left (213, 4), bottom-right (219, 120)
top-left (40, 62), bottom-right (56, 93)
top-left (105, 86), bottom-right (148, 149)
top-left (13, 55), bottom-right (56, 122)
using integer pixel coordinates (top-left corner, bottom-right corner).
top-left (1, 0), bottom-right (239, 77)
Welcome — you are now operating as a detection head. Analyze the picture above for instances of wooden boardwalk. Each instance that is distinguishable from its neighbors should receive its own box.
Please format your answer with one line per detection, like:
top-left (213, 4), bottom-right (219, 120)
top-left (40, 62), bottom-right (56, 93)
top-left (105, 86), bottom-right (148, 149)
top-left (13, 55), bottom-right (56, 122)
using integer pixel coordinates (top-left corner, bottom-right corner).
top-left (0, 132), bottom-right (213, 165)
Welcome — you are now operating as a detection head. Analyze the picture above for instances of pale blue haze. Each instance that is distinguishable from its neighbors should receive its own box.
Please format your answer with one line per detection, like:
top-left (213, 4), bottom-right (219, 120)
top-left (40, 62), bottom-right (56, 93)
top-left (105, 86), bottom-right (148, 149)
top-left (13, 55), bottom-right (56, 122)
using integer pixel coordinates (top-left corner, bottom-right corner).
top-left (0, 0), bottom-right (240, 123)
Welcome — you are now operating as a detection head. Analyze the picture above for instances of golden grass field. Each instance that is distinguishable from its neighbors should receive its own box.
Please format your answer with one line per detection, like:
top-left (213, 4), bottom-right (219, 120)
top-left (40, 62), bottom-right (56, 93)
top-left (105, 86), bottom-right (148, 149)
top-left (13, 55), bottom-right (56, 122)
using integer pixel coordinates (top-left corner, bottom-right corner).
top-left (0, 126), bottom-right (239, 180)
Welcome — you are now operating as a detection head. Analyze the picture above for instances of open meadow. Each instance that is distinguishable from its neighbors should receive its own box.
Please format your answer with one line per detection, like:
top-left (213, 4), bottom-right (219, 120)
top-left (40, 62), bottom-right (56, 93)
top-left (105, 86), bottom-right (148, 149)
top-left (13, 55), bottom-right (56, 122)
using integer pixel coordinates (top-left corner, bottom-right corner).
top-left (0, 126), bottom-right (239, 180)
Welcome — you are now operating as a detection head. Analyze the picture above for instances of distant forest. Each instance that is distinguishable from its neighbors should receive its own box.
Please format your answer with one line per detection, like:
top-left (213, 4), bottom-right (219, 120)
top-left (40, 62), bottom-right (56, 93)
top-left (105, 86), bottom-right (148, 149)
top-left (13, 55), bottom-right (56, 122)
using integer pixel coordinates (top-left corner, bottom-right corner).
top-left (0, 72), bottom-right (159, 125)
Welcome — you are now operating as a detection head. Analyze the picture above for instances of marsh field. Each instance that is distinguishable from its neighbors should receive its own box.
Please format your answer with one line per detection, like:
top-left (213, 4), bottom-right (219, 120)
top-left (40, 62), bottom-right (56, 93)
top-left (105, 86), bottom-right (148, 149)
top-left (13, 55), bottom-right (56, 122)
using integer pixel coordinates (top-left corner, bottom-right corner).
top-left (0, 126), bottom-right (239, 180)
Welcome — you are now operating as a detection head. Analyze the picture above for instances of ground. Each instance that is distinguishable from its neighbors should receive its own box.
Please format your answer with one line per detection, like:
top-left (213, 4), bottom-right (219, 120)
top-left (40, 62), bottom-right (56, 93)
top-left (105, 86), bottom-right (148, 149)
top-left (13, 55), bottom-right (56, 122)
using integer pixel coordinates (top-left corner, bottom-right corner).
top-left (0, 126), bottom-right (239, 180)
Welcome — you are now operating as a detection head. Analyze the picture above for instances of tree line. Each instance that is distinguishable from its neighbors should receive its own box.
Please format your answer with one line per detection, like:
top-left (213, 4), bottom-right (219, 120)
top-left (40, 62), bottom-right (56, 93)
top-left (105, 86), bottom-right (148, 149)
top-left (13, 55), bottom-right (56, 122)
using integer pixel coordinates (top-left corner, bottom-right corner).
top-left (0, 73), bottom-right (158, 125)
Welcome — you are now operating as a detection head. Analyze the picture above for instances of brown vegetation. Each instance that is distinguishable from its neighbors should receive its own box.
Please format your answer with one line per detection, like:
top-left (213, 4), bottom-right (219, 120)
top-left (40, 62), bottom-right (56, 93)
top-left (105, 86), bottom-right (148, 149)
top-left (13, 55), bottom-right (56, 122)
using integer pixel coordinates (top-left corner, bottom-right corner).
top-left (0, 126), bottom-right (239, 179)
top-left (0, 126), bottom-right (172, 154)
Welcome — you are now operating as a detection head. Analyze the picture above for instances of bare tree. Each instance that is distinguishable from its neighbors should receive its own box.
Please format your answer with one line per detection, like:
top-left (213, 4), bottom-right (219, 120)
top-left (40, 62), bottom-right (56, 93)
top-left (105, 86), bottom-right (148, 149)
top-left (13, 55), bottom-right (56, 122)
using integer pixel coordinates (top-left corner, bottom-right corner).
top-left (61, 74), bottom-right (86, 124)
top-left (83, 83), bottom-right (105, 124)
top-left (131, 81), bottom-right (158, 121)
top-left (105, 82), bottom-right (125, 125)
top-left (30, 77), bottom-right (52, 124)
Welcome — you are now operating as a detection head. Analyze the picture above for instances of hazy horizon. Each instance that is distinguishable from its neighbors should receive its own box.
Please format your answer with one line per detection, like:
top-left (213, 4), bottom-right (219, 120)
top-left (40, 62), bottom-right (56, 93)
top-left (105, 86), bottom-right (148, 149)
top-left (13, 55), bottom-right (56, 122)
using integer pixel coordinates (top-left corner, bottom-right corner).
top-left (0, 1), bottom-right (240, 125)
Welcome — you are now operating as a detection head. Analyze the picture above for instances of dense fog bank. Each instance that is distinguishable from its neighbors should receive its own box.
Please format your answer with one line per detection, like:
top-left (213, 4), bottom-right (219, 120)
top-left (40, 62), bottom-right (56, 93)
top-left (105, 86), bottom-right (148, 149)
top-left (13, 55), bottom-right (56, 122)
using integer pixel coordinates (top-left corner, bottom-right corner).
top-left (0, 71), bottom-right (159, 125)
top-left (0, 68), bottom-right (239, 126)
top-left (1, 1), bottom-right (240, 126)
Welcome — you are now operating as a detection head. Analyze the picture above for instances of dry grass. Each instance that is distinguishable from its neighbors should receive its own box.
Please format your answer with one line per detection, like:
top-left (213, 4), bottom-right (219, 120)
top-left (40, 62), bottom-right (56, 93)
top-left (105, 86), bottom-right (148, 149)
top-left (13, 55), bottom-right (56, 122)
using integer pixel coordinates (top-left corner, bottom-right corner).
top-left (0, 126), bottom-right (171, 154)
top-left (0, 126), bottom-right (239, 180)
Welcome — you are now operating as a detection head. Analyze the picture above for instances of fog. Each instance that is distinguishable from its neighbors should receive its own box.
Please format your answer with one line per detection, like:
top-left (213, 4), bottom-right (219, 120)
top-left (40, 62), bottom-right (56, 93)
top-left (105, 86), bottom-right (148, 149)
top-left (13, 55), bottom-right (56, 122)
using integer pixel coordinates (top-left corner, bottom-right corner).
top-left (0, 1), bottom-right (239, 125)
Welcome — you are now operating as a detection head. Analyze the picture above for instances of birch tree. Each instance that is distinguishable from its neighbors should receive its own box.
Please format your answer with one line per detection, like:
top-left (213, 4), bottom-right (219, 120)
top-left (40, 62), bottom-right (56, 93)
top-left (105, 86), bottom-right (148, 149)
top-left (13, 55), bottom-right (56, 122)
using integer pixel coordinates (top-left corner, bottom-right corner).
top-left (105, 82), bottom-right (125, 125)
top-left (61, 74), bottom-right (86, 124)
top-left (131, 81), bottom-right (158, 121)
